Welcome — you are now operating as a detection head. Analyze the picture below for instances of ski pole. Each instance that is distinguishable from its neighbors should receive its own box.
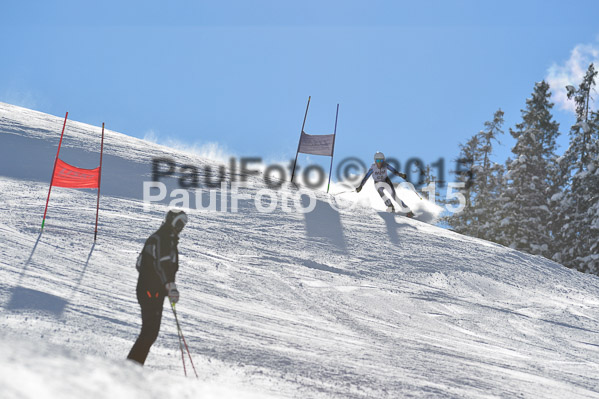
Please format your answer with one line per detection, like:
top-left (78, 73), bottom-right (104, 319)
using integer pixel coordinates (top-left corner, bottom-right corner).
top-left (174, 314), bottom-right (187, 377)
top-left (396, 181), bottom-right (423, 200)
top-left (171, 302), bottom-right (198, 378)
top-left (170, 302), bottom-right (199, 378)
top-left (332, 189), bottom-right (353, 196)
top-left (410, 185), bottom-right (423, 200)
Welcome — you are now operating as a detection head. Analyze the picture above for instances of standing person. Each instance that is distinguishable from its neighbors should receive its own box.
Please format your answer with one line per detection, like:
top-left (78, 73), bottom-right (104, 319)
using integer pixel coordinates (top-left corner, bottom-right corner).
top-left (356, 152), bottom-right (414, 217)
top-left (127, 209), bottom-right (188, 365)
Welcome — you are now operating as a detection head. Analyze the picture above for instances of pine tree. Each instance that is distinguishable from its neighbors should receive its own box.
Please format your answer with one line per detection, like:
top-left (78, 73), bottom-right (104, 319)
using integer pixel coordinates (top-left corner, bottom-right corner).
top-left (555, 64), bottom-right (599, 273)
top-left (497, 81), bottom-right (560, 257)
top-left (565, 64), bottom-right (597, 172)
top-left (581, 111), bottom-right (599, 273)
top-left (422, 164), bottom-right (442, 206)
top-left (445, 135), bottom-right (480, 235)
top-left (472, 110), bottom-right (505, 241)
top-left (445, 109), bottom-right (505, 239)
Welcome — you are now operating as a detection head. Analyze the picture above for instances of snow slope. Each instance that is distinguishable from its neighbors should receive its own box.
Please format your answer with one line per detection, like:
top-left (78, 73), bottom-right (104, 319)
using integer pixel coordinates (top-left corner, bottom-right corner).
top-left (1, 102), bottom-right (599, 398)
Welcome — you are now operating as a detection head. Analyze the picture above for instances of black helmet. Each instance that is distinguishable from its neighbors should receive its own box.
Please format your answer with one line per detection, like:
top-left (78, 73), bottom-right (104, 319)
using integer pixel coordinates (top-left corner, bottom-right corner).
top-left (164, 209), bottom-right (188, 234)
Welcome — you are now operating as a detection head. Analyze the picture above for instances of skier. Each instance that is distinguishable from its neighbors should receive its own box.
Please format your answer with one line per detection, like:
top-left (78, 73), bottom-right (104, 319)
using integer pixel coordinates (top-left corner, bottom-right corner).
top-left (127, 209), bottom-right (188, 365)
top-left (356, 152), bottom-right (414, 217)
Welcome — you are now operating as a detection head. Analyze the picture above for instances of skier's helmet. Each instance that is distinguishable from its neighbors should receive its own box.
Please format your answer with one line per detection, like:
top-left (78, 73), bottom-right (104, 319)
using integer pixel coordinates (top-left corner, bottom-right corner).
top-left (164, 209), bottom-right (188, 234)
top-left (374, 152), bottom-right (385, 166)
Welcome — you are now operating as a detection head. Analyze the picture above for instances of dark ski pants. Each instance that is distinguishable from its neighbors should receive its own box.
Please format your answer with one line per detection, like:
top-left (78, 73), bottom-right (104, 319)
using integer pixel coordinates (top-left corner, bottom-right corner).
top-left (127, 290), bottom-right (165, 365)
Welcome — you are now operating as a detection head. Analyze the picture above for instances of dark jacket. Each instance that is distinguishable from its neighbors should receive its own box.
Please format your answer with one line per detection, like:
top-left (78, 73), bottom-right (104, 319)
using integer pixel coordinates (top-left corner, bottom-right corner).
top-left (136, 225), bottom-right (179, 299)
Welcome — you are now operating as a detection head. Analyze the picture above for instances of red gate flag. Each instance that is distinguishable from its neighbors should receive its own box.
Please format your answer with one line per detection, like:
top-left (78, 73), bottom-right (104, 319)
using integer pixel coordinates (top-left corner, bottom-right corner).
top-left (41, 112), bottom-right (105, 241)
top-left (53, 158), bottom-right (100, 189)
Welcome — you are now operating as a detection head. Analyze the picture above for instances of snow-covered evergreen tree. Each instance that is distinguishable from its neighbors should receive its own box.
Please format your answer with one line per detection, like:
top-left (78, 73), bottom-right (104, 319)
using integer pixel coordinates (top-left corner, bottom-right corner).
top-left (496, 81), bottom-right (560, 257)
top-left (445, 136), bottom-right (478, 234)
top-left (473, 109), bottom-right (506, 241)
top-left (581, 112), bottom-right (599, 273)
top-left (446, 109), bottom-right (505, 240)
top-left (554, 64), bottom-right (599, 273)
top-left (422, 164), bottom-right (442, 206)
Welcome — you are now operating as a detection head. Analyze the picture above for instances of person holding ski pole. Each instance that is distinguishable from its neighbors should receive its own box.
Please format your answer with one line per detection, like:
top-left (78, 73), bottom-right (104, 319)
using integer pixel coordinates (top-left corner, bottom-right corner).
top-left (127, 209), bottom-right (188, 366)
top-left (355, 152), bottom-right (415, 217)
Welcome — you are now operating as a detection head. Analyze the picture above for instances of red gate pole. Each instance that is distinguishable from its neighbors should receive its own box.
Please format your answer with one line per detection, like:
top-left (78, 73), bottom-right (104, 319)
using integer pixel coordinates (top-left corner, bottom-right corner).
top-left (94, 123), bottom-right (105, 241)
top-left (41, 111), bottom-right (68, 231)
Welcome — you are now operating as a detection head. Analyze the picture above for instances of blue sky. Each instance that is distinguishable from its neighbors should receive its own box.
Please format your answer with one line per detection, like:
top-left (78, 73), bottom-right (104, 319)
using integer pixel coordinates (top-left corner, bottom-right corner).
top-left (2, 0), bottom-right (599, 187)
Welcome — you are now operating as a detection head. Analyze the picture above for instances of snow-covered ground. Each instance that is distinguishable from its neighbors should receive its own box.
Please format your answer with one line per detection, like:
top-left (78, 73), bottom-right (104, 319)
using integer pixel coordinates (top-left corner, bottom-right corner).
top-left (1, 102), bottom-right (599, 398)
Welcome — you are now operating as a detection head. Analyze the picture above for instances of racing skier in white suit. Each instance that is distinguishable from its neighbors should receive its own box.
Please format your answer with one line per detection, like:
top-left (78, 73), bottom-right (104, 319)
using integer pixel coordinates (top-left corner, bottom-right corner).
top-left (356, 152), bottom-right (414, 217)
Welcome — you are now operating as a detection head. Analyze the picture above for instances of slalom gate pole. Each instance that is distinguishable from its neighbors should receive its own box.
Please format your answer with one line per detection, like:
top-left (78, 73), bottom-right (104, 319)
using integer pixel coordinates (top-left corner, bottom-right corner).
top-left (290, 96), bottom-right (311, 184)
top-left (326, 104), bottom-right (339, 194)
top-left (94, 123), bottom-right (105, 241)
top-left (170, 302), bottom-right (198, 378)
top-left (42, 111), bottom-right (68, 230)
